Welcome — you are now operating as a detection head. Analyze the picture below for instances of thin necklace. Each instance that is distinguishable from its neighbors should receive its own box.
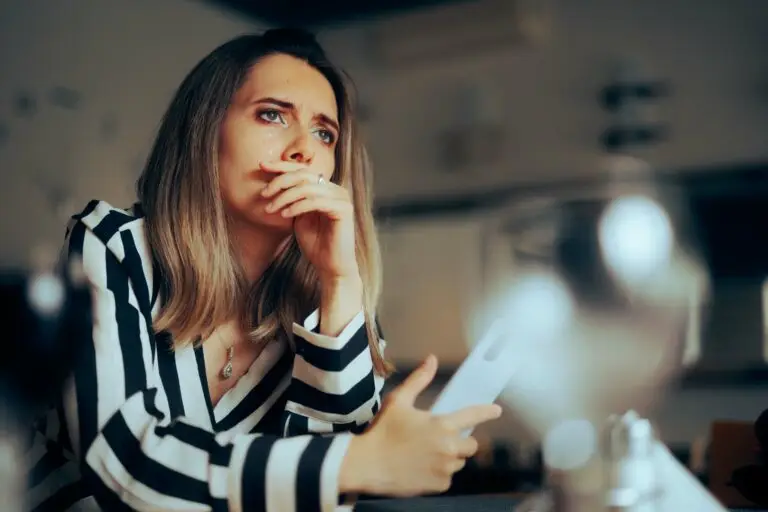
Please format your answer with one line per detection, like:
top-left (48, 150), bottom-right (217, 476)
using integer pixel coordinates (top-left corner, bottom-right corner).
top-left (216, 331), bottom-right (235, 380)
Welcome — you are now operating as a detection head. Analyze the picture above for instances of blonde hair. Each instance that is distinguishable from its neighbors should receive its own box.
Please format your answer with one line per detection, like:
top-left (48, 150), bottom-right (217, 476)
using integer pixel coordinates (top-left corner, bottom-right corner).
top-left (136, 30), bottom-right (392, 377)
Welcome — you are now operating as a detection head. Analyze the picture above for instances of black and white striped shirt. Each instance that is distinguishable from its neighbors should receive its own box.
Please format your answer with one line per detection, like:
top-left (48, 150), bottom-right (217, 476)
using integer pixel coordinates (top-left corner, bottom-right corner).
top-left (26, 200), bottom-right (385, 512)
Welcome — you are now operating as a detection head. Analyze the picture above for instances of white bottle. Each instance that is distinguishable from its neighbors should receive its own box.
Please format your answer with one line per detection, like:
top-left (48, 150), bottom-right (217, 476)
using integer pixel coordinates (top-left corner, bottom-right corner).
top-left (604, 411), bottom-right (658, 512)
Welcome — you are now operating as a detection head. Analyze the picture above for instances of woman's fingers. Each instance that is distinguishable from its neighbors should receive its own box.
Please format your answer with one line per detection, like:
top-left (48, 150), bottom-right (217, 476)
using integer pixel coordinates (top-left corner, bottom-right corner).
top-left (440, 404), bottom-right (502, 432)
top-left (455, 436), bottom-right (479, 459)
top-left (261, 169), bottom-right (318, 198)
top-left (266, 183), bottom-right (321, 212)
top-left (281, 196), bottom-right (352, 220)
top-left (265, 181), bottom-right (348, 213)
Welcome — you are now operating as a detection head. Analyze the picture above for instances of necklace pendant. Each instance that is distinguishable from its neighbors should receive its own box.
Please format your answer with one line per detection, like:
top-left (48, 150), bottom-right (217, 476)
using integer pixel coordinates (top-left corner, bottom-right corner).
top-left (220, 346), bottom-right (234, 380)
top-left (220, 360), bottom-right (233, 380)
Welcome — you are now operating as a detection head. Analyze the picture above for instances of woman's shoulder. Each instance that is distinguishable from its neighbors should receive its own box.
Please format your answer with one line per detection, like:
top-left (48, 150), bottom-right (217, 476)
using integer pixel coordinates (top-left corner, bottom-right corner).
top-left (67, 199), bottom-right (154, 282)
top-left (70, 199), bottom-right (146, 243)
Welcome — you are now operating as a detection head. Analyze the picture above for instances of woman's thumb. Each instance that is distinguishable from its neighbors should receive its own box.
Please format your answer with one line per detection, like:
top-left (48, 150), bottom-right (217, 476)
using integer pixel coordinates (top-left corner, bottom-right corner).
top-left (395, 354), bottom-right (437, 405)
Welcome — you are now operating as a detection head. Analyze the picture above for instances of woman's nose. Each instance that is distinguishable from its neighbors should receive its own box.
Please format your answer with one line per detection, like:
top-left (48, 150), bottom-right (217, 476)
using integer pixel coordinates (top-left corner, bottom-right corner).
top-left (282, 132), bottom-right (314, 165)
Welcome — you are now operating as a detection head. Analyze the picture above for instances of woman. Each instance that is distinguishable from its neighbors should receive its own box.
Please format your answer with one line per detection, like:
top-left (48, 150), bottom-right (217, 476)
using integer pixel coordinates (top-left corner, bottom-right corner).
top-left (27, 28), bottom-right (501, 511)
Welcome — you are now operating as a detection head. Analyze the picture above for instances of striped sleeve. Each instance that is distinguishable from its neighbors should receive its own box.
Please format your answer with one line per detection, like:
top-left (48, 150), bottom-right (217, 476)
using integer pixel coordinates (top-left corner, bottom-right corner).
top-left (64, 201), bottom-right (354, 512)
top-left (283, 310), bottom-right (386, 436)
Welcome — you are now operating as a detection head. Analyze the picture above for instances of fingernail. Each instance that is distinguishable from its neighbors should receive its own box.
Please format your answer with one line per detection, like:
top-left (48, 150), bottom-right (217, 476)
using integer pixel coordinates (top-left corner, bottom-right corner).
top-left (265, 202), bottom-right (274, 212)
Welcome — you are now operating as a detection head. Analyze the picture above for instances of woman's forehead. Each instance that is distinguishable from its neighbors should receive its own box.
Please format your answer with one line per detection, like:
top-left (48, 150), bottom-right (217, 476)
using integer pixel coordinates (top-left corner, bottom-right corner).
top-left (235, 53), bottom-right (338, 120)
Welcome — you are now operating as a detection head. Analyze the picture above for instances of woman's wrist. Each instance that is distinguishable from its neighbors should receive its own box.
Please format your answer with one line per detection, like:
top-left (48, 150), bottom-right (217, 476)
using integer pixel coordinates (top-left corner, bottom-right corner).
top-left (318, 271), bottom-right (362, 297)
top-left (339, 433), bottom-right (380, 494)
top-left (318, 272), bottom-right (363, 337)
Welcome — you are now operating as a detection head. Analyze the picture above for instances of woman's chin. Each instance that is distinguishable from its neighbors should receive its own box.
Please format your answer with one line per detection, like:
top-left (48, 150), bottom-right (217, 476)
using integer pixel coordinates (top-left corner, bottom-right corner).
top-left (229, 202), bottom-right (295, 234)
top-left (253, 211), bottom-right (295, 232)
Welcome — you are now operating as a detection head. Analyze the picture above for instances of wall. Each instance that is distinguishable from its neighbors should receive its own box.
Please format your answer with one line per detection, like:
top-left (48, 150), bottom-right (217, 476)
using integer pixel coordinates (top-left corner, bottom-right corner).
top-left (319, 0), bottom-right (768, 202)
top-left (377, 215), bottom-right (487, 366)
top-left (0, 0), bottom-right (262, 268)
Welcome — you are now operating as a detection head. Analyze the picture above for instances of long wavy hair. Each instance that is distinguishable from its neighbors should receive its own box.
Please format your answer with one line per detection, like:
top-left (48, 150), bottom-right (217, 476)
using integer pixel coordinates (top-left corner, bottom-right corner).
top-left (136, 28), bottom-right (392, 377)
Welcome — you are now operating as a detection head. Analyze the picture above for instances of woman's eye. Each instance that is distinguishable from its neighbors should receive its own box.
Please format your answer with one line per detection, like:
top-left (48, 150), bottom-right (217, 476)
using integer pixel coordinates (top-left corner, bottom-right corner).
top-left (314, 129), bottom-right (336, 145)
top-left (258, 109), bottom-right (286, 125)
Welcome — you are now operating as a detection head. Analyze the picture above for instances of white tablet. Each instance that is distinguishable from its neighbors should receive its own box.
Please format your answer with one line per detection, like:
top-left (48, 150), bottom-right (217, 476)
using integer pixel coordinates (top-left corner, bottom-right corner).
top-left (430, 319), bottom-right (515, 435)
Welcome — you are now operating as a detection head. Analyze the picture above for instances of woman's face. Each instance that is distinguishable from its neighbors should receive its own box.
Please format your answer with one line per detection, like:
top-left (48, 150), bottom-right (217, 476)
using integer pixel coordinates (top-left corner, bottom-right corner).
top-left (218, 53), bottom-right (339, 232)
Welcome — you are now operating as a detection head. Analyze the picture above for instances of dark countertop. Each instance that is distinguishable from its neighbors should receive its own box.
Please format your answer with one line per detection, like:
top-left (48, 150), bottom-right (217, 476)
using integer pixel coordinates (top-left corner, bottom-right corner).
top-left (353, 494), bottom-right (767, 511)
top-left (355, 495), bottom-right (519, 512)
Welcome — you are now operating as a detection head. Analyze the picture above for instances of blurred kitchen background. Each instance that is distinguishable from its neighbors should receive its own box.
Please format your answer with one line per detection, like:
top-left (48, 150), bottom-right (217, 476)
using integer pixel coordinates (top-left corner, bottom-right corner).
top-left (1, 0), bottom-right (767, 499)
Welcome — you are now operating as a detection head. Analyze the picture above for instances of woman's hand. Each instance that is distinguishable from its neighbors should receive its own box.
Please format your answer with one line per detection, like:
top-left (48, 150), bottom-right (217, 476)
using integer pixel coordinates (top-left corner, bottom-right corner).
top-left (260, 161), bottom-right (359, 283)
top-left (339, 355), bottom-right (503, 497)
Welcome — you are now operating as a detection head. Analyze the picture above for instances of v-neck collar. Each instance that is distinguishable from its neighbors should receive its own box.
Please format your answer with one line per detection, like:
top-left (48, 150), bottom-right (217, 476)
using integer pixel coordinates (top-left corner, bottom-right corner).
top-left (193, 339), bottom-right (290, 429)
top-left (193, 346), bottom-right (217, 429)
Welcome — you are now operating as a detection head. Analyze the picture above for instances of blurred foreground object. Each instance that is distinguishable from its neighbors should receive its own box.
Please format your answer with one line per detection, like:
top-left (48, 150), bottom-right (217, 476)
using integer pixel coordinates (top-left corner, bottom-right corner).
top-left (1, 256), bottom-right (91, 417)
top-left (480, 178), bottom-right (717, 509)
top-left (480, 179), bottom-right (708, 435)
top-left (514, 411), bottom-right (726, 512)
top-left (0, 255), bottom-right (92, 511)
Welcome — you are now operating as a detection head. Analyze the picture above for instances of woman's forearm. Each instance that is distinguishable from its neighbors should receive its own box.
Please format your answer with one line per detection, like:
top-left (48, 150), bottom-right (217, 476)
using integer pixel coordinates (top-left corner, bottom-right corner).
top-left (318, 273), bottom-right (364, 336)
